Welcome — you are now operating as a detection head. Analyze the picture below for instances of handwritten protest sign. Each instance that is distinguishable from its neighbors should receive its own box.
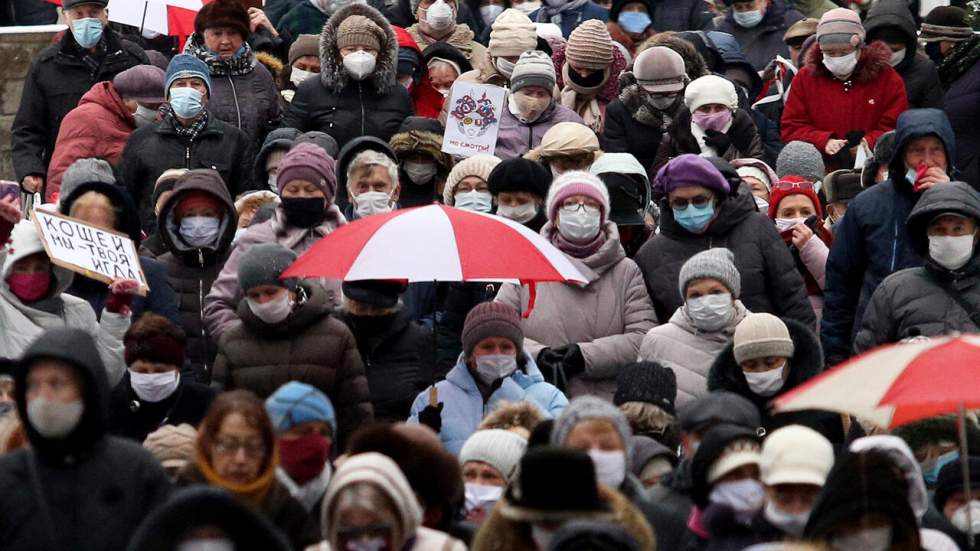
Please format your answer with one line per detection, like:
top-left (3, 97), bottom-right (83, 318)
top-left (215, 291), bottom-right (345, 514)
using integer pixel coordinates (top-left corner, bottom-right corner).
top-left (32, 210), bottom-right (149, 296)
top-left (442, 82), bottom-right (506, 158)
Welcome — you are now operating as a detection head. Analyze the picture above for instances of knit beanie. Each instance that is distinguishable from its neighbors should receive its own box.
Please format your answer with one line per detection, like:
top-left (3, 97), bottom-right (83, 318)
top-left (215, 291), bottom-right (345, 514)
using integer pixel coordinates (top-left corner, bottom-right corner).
top-left (920, 6), bottom-right (973, 42)
top-left (633, 47), bottom-right (686, 93)
top-left (288, 34), bottom-right (321, 66)
top-left (613, 362), bottom-right (677, 415)
top-left (776, 140), bottom-right (826, 182)
top-left (767, 176), bottom-right (823, 219)
top-left (443, 154), bottom-right (502, 205)
top-left (488, 158), bottom-right (551, 199)
top-left (678, 247), bottom-right (741, 299)
top-left (683, 74), bottom-right (738, 112)
top-left (546, 171), bottom-right (611, 223)
top-left (237, 243), bottom-right (299, 293)
top-left (654, 154), bottom-right (730, 197)
top-left (564, 20), bottom-right (614, 71)
top-left (510, 50), bottom-right (557, 93)
top-left (143, 423), bottom-right (197, 470)
top-left (113, 65), bottom-right (166, 104)
top-left (124, 316), bottom-right (186, 369)
top-left (551, 396), bottom-right (633, 454)
top-left (194, 0), bottom-right (250, 39)
top-left (488, 9), bottom-right (538, 58)
top-left (276, 143), bottom-right (338, 201)
top-left (324, 453), bottom-right (422, 540)
top-left (165, 54), bottom-right (212, 97)
top-left (336, 14), bottom-right (384, 52)
top-left (461, 301), bottom-right (524, 358)
top-left (733, 313), bottom-right (795, 364)
top-left (60, 158), bottom-right (115, 205)
top-left (525, 122), bottom-right (599, 161)
top-left (816, 7), bottom-right (865, 47)
top-left (459, 429), bottom-right (528, 482)
top-left (934, 456), bottom-right (980, 510)
top-left (736, 167), bottom-right (769, 189)
top-left (265, 381), bottom-right (337, 435)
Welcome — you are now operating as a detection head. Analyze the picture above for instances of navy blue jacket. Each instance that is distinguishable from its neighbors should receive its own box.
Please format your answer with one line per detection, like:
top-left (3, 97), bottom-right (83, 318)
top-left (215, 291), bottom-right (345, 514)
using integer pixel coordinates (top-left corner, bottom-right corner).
top-left (531, 2), bottom-right (609, 38)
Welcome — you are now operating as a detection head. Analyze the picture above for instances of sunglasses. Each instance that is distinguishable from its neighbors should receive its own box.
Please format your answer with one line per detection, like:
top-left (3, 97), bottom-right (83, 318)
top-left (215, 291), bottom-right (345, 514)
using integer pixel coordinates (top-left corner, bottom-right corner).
top-left (772, 180), bottom-right (816, 191)
top-left (669, 195), bottom-right (713, 210)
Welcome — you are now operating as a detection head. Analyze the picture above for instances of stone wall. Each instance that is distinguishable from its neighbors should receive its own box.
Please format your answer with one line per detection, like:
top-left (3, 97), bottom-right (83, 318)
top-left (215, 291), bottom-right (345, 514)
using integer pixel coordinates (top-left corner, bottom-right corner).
top-left (0, 25), bottom-right (65, 181)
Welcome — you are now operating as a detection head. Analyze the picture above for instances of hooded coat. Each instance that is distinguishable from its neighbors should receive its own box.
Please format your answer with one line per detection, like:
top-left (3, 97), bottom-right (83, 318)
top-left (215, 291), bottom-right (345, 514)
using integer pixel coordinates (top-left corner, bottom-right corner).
top-left (282, 4), bottom-right (415, 150)
top-left (780, 41), bottom-right (909, 170)
top-left (711, 0), bottom-right (803, 71)
top-left (395, 26), bottom-right (446, 119)
top-left (854, 181), bottom-right (980, 352)
top-left (634, 191), bottom-right (816, 328)
top-left (252, 127), bottom-right (302, 192)
top-left (653, 107), bottom-right (764, 172)
top-left (821, 108), bottom-right (956, 365)
top-left (0, 328), bottom-right (171, 551)
top-left (495, 223), bottom-right (658, 400)
top-left (495, 99), bottom-right (586, 161)
top-left (862, 0), bottom-right (943, 110)
top-left (46, 81), bottom-right (138, 202)
top-left (155, 171), bottom-right (238, 380)
top-left (388, 123), bottom-right (454, 207)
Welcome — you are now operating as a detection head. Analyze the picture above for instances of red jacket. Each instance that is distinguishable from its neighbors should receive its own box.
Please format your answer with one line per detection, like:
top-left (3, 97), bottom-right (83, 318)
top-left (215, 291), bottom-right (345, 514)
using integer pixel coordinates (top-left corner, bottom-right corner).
top-left (781, 41), bottom-right (908, 165)
top-left (46, 81), bottom-right (137, 202)
top-left (394, 26), bottom-right (444, 119)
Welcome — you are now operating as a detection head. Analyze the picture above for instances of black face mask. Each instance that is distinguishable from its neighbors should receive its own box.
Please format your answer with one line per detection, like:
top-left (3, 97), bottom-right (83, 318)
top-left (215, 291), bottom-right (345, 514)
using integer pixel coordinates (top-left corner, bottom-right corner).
top-left (281, 197), bottom-right (327, 228)
top-left (924, 42), bottom-right (943, 64)
top-left (569, 67), bottom-right (607, 88)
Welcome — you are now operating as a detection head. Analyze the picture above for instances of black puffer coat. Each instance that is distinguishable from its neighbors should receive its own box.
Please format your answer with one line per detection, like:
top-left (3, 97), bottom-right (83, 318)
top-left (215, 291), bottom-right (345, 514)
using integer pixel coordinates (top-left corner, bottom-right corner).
top-left (155, 170), bottom-right (238, 381)
top-left (281, 3), bottom-right (414, 150)
top-left (634, 191), bottom-right (816, 326)
top-left (11, 29), bottom-right (148, 185)
top-left (107, 372), bottom-right (216, 442)
top-left (0, 328), bottom-right (171, 551)
top-left (863, 0), bottom-right (944, 109)
top-left (652, 108), bottom-right (764, 173)
top-left (855, 181), bottom-right (980, 352)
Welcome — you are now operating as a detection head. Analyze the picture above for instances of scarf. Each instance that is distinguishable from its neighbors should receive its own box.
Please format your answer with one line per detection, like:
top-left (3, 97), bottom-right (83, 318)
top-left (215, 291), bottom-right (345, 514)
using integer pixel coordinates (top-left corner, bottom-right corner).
top-left (170, 109), bottom-right (209, 141)
top-left (550, 224), bottom-right (607, 258)
top-left (406, 24), bottom-right (476, 60)
top-left (618, 76), bottom-right (675, 128)
top-left (937, 35), bottom-right (980, 88)
top-left (184, 33), bottom-right (256, 77)
top-left (560, 63), bottom-right (608, 133)
top-left (195, 446), bottom-right (278, 507)
top-left (535, 0), bottom-right (589, 26)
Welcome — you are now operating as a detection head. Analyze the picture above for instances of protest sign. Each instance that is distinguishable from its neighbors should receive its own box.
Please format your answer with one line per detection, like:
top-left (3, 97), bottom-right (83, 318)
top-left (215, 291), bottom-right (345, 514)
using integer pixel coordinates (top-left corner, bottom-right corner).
top-left (442, 82), bottom-right (506, 158)
top-left (32, 210), bottom-right (149, 296)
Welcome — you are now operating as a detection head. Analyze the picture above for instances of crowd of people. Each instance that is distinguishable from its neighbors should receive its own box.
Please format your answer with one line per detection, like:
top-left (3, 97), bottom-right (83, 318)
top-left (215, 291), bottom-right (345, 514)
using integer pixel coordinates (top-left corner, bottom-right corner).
top-left (1, 0), bottom-right (980, 548)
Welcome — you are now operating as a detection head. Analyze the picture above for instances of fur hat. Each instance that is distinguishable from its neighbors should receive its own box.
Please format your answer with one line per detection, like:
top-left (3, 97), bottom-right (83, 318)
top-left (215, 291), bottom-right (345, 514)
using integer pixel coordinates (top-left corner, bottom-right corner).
top-left (194, 0), bottom-right (250, 40)
top-left (546, 171), bottom-right (611, 223)
top-left (443, 154), bottom-right (502, 205)
top-left (824, 169), bottom-right (864, 204)
top-left (488, 9), bottom-right (538, 58)
top-left (459, 429), bottom-right (528, 482)
top-left (678, 247), bottom-right (741, 298)
top-left (461, 301), bottom-right (524, 358)
top-left (733, 313), bottom-right (795, 364)
top-left (500, 447), bottom-right (612, 522)
top-left (488, 158), bottom-right (551, 199)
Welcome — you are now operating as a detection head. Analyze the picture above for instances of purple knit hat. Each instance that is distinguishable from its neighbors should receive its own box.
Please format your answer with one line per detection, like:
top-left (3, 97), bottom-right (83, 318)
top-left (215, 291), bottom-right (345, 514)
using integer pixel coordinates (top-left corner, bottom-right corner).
top-left (462, 302), bottom-right (524, 358)
top-left (654, 154), bottom-right (730, 197)
top-left (276, 143), bottom-right (337, 201)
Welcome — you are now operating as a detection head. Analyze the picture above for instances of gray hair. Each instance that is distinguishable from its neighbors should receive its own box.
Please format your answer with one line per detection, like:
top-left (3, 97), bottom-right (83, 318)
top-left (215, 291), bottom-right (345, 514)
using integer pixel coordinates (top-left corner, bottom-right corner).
top-left (347, 150), bottom-right (399, 190)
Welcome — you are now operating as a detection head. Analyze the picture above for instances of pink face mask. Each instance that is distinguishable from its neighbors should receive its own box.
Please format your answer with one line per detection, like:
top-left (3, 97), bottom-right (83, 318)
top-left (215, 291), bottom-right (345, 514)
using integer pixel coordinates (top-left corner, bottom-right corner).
top-left (692, 109), bottom-right (733, 132)
top-left (7, 272), bottom-right (51, 303)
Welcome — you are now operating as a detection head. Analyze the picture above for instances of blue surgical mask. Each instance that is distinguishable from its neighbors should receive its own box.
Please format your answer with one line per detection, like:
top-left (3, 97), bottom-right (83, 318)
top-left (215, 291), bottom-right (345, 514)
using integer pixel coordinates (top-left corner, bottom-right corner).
top-left (72, 17), bottom-right (104, 49)
top-left (673, 200), bottom-right (715, 233)
top-left (169, 87), bottom-right (205, 119)
top-left (618, 11), bottom-right (652, 33)
top-left (732, 9), bottom-right (763, 28)
top-left (923, 450), bottom-right (959, 486)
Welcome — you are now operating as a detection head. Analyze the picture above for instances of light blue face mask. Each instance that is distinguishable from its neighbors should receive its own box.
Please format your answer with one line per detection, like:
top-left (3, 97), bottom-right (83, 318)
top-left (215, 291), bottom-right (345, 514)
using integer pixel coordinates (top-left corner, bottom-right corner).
top-left (72, 17), bottom-right (104, 49)
top-left (923, 450), bottom-right (959, 486)
top-left (732, 9), bottom-right (763, 28)
top-left (618, 11), bottom-right (652, 33)
top-left (169, 87), bottom-right (205, 119)
top-left (673, 200), bottom-right (715, 233)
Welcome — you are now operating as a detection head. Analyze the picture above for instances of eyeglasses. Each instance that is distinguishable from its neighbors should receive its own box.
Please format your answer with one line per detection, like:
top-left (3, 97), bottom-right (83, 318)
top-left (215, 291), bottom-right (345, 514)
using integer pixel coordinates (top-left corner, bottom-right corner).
top-left (212, 437), bottom-right (266, 459)
top-left (772, 180), bottom-right (816, 191)
top-left (559, 202), bottom-right (601, 215)
top-left (669, 195), bottom-right (713, 210)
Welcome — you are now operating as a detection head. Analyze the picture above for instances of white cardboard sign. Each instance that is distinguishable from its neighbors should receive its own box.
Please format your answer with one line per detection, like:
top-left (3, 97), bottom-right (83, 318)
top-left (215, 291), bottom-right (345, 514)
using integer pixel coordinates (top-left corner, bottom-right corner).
top-left (441, 82), bottom-right (506, 158)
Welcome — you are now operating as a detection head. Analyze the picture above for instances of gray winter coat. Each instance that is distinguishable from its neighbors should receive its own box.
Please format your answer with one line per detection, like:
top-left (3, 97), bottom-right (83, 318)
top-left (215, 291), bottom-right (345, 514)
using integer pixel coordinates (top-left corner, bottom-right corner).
top-left (855, 181), bottom-right (980, 353)
top-left (494, 100), bottom-right (585, 160)
top-left (711, 0), bottom-right (803, 71)
top-left (495, 222), bottom-right (658, 400)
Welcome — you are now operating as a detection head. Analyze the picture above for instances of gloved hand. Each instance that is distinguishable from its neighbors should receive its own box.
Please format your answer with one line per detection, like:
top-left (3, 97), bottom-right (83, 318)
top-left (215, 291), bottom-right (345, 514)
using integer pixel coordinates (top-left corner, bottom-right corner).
top-left (418, 402), bottom-right (444, 433)
top-left (105, 278), bottom-right (139, 315)
top-left (703, 130), bottom-right (732, 153)
top-left (0, 195), bottom-right (21, 247)
top-left (537, 347), bottom-right (566, 386)
top-left (844, 129), bottom-right (866, 148)
top-left (552, 344), bottom-right (586, 379)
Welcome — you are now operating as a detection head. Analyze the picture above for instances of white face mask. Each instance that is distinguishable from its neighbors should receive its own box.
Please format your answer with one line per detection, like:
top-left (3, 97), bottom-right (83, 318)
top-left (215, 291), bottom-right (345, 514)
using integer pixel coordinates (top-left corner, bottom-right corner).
top-left (588, 449), bottom-right (627, 488)
top-left (775, 217), bottom-right (805, 233)
top-left (343, 50), bottom-right (377, 80)
top-left (516, 1), bottom-right (540, 14)
top-left (743, 364), bottom-right (785, 397)
top-left (248, 292), bottom-right (293, 324)
top-left (686, 292), bottom-right (733, 332)
top-left (764, 501), bottom-right (810, 537)
top-left (830, 525), bottom-right (892, 551)
top-left (822, 51), bottom-right (859, 78)
top-left (27, 398), bottom-right (84, 439)
top-left (480, 4), bottom-right (505, 25)
top-left (951, 501), bottom-right (980, 535)
top-left (531, 525), bottom-right (556, 550)
top-left (402, 161), bottom-right (438, 185)
top-left (558, 206), bottom-right (602, 242)
top-left (424, 0), bottom-right (455, 31)
top-left (464, 482), bottom-right (504, 514)
top-left (754, 196), bottom-right (769, 212)
top-left (130, 370), bottom-right (180, 402)
top-left (709, 478), bottom-right (765, 514)
top-left (929, 233), bottom-right (975, 271)
top-left (495, 57), bottom-right (516, 78)
top-left (354, 190), bottom-right (394, 217)
top-left (454, 190), bottom-right (493, 213)
top-left (497, 202), bottom-right (539, 224)
top-left (179, 215), bottom-right (221, 248)
top-left (474, 354), bottom-right (517, 384)
top-left (176, 540), bottom-right (235, 551)
top-left (889, 48), bottom-right (906, 67)
top-left (134, 104), bottom-right (158, 127)
top-left (268, 173), bottom-right (278, 191)
top-left (290, 67), bottom-right (315, 87)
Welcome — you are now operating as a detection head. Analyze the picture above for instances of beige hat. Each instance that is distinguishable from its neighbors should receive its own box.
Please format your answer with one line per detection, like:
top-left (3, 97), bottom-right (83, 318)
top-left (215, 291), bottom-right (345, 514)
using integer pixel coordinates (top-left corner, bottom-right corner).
top-left (565, 19), bottom-right (614, 70)
top-left (783, 18), bottom-right (818, 44)
top-left (143, 423), bottom-right (198, 470)
top-left (336, 14), bottom-right (384, 52)
top-left (488, 9), bottom-right (538, 58)
top-left (760, 425), bottom-right (835, 487)
top-left (524, 122), bottom-right (599, 161)
top-left (443, 154), bottom-right (502, 205)
top-left (733, 313), bottom-right (795, 364)
top-left (707, 438), bottom-right (762, 484)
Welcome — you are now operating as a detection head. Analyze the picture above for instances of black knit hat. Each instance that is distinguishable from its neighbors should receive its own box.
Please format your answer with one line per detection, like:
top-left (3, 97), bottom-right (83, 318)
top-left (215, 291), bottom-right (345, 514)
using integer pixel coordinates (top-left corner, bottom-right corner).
top-left (920, 6), bottom-right (973, 42)
top-left (488, 158), bottom-right (551, 199)
top-left (934, 456), bottom-right (980, 510)
top-left (342, 280), bottom-right (407, 309)
top-left (613, 362), bottom-right (677, 415)
top-left (500, 447), bottom-right (612, 523)
top-left (194, 0), bottom-right (250, 39)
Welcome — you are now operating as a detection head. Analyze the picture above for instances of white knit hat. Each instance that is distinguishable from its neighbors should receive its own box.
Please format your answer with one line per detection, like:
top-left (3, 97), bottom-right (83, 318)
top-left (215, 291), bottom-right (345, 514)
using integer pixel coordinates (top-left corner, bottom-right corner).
top-left (488, 9), bottom-right (537, 58)
top-left (684, 74), bottom-right (738, 112)
top-left (760, 425), bottom-right (834, 486)
top-left (323, 452), bottom-right (422, 539)
top-left (733, 313), bottom-right (795, 364)
top-left (459, 429), bottom-right (528, 482)
top-left (443, 154), bottom-right (502, 205)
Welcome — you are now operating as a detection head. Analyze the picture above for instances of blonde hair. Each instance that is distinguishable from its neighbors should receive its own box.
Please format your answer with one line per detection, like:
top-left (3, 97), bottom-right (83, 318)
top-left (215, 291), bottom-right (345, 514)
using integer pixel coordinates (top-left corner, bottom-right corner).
top-left (619, 401), bottom-right (674, 436)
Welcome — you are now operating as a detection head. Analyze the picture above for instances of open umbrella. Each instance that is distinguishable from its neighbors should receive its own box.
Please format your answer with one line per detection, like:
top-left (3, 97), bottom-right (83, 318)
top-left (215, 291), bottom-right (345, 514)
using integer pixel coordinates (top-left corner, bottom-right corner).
top-left (48, 0), bottom-right (207, 36)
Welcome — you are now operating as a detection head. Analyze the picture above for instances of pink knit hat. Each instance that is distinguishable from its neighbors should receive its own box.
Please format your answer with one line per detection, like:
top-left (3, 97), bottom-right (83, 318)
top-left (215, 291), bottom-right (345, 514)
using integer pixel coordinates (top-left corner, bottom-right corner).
top-left (816, 8), bottom-right (865, 46)
top-left (276, 143), bottom-right (338, 201)
top-left (546, 170), bottom-right (611, 223)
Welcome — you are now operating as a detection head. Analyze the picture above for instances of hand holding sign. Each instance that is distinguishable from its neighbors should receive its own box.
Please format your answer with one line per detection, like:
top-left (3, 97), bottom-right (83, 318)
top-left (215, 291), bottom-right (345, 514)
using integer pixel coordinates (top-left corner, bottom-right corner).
top-left (419, 385), bottom-right (444, 433)
top-left (105, 278), bottom-right (140, 315)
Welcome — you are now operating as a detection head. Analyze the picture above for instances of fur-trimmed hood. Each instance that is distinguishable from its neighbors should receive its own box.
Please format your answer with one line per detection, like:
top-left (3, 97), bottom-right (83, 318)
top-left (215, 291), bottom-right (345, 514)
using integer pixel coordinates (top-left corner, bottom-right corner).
top-left (319, 3), bottom-right (399, 94)
top-left (803, 39), bottom-right (894, 84)
top-left (389, 129), bottom-right (454, 173)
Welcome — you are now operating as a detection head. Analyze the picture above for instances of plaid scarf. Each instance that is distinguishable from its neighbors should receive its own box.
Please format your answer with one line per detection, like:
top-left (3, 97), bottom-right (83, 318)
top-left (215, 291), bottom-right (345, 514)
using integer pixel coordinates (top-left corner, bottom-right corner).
top-left (170, 108), bottom-right (210, 141)
top-left (184, 33), bottom-right (255, 77)
top-left (938, 35), bottom-right (980, 88)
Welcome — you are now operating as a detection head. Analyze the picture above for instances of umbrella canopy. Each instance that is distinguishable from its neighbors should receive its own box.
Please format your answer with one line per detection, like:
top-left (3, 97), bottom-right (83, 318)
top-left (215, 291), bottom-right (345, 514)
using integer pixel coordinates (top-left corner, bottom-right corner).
top-left (48, 0), bottom-right (206, 36)
top-left (772, 335), bottom-right (980, 428)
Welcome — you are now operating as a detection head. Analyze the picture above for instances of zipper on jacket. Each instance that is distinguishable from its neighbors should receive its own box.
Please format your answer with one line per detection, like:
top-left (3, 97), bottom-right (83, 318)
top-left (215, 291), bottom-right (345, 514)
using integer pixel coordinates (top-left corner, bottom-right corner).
top-left (185, 144), bottom-right (191, 168)
top-left (228, 75), bottom-right (242, 129)
top-left (891, 218), bottom-right (899, 272)
top-left (359, 82), bottom-right (365, 136)
top-left (198, 249), bottom-right (209, 377)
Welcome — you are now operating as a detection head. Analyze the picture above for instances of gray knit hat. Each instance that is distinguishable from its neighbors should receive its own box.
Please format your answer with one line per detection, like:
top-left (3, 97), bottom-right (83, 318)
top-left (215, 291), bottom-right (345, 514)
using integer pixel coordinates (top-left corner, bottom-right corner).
top-left (678, 248), bottom-right (740, 299)
top-left (459, 429), bottom-right (528, 482)
top-left (461, 302), bottom-right (524, 358)
top-left (776, 140), bottom-right (826, 182)
top-left (733, 313), bottom-right (795, 364)
top-left (551, 396), bottom-right (633, 461)
top-left (510, 50), bottom-right (556, 93)
top-left (237, 243), bottom-right (299, 293)
top-left (60, 158), bottom-right (115, 204)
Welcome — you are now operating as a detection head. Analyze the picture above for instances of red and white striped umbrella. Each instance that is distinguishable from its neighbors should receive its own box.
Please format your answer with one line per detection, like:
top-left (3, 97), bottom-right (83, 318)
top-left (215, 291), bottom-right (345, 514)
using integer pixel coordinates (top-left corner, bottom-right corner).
top-left (772, 335), bottom-right (980, 428)
top-left (49, 0), bottom-right (207, 36)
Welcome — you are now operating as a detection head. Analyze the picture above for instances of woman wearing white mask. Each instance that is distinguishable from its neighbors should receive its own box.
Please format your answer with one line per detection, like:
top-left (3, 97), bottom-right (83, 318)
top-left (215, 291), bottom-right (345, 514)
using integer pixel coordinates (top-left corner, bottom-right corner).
top-left (107, 313), bottom-right (216, 443)
top-left (212, 243), bottom-right (374, 448)
top-left (935, 456), bottom-right (980, 549)
top-left (281, 34), bottom-right (322, 103)
top-left (443, 154), bottom-right (502, 213)
top-left (638, 248), bottom-right (750, 408)
top-left (488, 157), bottom-right (551, 232)
top-left (496, 171), bottom-right (658, 400)
top-left (855, 181), bottom-right (980, 353)
top-left (458, 428), bottom-right (527, 525)
top-left (407, 0), bottom-right (487, 66)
